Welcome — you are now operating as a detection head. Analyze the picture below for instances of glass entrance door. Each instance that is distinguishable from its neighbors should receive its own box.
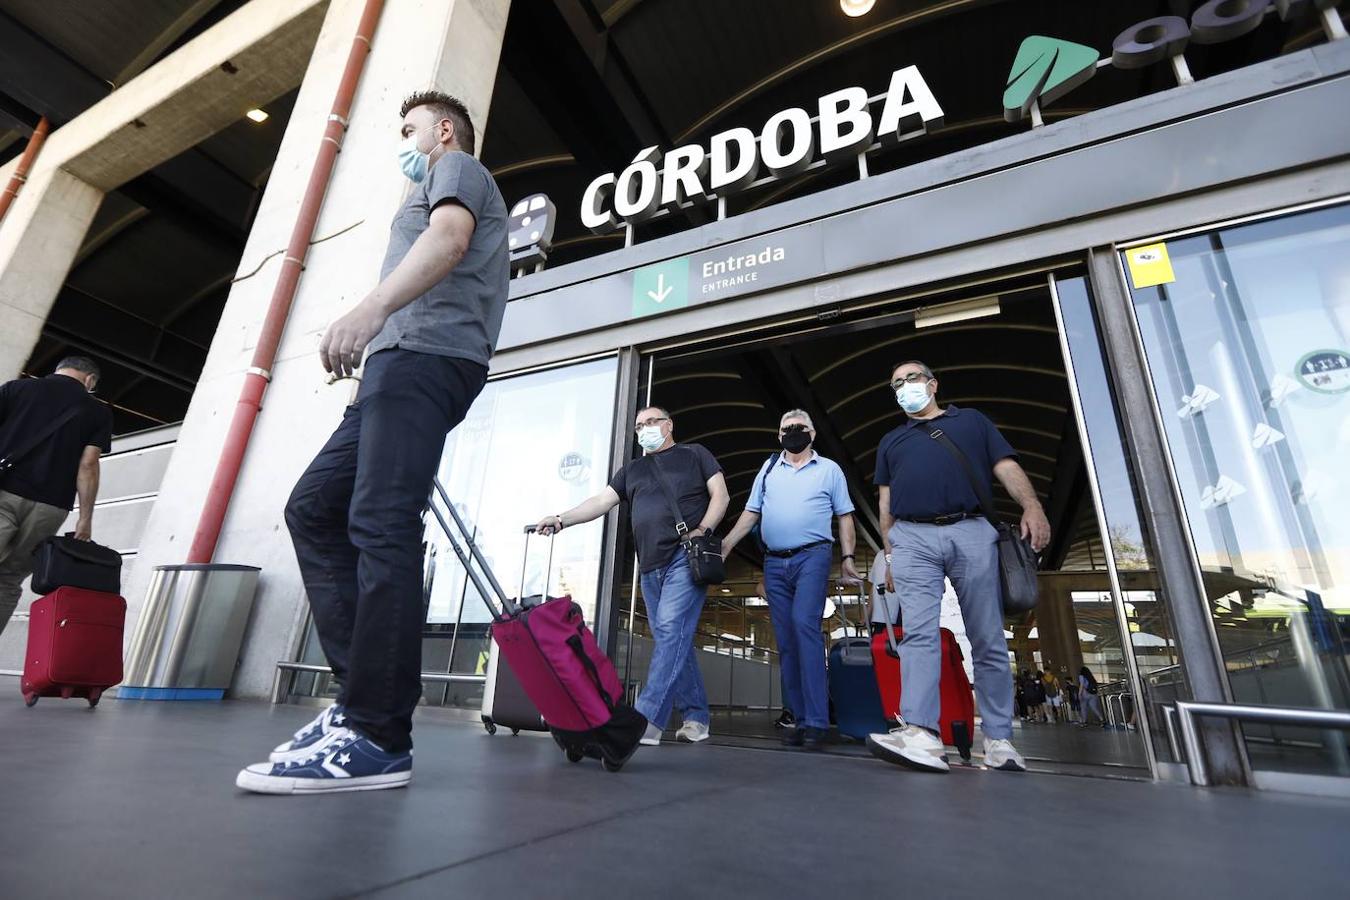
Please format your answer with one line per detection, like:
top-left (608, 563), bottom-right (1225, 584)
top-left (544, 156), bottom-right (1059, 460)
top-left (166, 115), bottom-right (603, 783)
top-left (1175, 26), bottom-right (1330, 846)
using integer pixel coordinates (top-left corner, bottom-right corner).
top-left (1123, 202), bottom-right (1350, 778)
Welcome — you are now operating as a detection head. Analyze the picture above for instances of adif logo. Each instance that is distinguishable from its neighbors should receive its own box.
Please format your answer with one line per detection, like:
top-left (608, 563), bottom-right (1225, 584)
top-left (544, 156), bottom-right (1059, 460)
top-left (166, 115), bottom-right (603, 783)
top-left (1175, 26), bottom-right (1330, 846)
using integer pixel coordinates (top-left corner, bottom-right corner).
top-left (1003, 36), bottom-right (1099, 122)
top-left (1133, 248), bottom-right (1164, 264)
top-left (1003, 0), bottom-right (1347, 123)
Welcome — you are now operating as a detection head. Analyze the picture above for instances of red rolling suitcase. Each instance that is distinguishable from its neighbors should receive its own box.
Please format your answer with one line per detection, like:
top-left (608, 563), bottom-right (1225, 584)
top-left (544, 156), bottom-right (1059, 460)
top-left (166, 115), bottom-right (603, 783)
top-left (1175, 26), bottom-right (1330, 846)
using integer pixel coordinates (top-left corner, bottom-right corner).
top-left (21, 587), bottom-right (126, 708)
top-left (870, 585), bottom-right (976, 762)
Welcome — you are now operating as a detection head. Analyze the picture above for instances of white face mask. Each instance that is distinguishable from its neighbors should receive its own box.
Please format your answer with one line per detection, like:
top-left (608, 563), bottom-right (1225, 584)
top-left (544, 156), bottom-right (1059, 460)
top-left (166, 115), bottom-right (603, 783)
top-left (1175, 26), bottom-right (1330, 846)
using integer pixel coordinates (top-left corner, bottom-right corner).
top-left (637, 426), bottom-right (666, 452)
top-left (895, 381), bottom-right (932, 415)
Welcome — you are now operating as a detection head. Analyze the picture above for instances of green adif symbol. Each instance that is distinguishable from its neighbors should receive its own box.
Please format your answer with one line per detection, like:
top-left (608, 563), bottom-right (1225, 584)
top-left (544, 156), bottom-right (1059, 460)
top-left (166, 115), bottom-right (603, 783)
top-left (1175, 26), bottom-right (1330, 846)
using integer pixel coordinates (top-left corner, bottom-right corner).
top-left (632, 256), bottom-right (689, 317)
top-left (1003, 35), bottom-right (1100, 123)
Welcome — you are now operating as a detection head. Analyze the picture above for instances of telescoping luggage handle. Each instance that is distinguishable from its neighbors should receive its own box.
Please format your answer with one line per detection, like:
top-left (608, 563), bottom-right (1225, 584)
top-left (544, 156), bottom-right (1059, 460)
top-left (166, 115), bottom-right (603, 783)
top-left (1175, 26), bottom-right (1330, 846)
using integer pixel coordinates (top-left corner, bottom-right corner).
top-left (427, 478), bottom-right (554, 621)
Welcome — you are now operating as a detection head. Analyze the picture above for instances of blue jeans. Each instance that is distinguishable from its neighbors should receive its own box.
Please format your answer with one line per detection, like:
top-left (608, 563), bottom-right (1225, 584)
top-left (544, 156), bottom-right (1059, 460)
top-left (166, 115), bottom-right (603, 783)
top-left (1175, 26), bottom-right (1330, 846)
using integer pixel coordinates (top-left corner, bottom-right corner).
top-left (285, 349), bottom-right (486, 752)
top-left (764, 543), bottom-right (833, 730)
top-left (637, 552), bottom-right (709, 728)
top-left (890, 518), bottom-right (1014, 741)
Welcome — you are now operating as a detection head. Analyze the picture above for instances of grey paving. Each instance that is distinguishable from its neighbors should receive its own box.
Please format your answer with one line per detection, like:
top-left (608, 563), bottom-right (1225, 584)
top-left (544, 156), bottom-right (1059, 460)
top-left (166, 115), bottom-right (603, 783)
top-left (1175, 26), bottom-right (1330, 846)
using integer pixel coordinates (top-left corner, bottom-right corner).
top-left (1, 691), bottom-right (1347, 900)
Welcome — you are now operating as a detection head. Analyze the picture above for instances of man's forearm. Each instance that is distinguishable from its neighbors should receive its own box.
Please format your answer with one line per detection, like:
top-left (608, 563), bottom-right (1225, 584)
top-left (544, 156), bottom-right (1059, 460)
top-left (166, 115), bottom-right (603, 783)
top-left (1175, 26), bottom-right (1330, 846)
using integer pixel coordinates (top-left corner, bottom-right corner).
top-left (879, 509), bottom-right (895, 554)
top-left (559, 494), bottom-right (615, 528)
top-left (838, 514), bottom-right (856, 558)
top-left (995, 461), bottom-right (1042, 511)
top-left (76, 465), bottom-right (98, 521)
top-left (700, 490), bottom-right (729, 532)
top-left (365, 227), bottom-right (465, 316)
top-left (722, 509), bottom-right (760, 554)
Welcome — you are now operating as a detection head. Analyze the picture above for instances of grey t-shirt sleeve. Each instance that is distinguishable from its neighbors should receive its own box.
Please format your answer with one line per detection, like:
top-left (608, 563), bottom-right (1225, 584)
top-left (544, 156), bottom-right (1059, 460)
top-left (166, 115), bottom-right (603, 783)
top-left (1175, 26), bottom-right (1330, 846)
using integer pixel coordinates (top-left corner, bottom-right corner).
top-left (423, 151), bottom-right (492, 224)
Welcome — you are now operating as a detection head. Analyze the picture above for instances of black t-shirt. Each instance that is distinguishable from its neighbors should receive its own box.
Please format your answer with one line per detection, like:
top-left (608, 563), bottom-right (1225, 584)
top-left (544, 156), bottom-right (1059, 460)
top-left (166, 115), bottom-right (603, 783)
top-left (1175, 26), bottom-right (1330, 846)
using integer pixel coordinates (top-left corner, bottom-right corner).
top-left (875, 405), bottom-right (1017, 519)
top-left (609, 443), bottom-right (722, 573)
top-left (0, 375), bottom-right (113, 510)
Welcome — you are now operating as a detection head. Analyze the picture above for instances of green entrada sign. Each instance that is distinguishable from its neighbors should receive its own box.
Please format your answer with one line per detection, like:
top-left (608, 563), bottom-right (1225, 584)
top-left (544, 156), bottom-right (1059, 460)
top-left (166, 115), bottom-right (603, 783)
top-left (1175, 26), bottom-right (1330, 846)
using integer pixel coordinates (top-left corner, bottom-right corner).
top-left (632, 257), bottom-right (689, 317)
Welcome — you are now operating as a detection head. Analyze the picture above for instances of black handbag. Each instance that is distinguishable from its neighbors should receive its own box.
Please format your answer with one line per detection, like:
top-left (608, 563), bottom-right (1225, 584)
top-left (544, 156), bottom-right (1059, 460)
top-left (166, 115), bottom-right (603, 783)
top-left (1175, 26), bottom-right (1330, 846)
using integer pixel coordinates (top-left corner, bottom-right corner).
top-left (649, 450), bottom-right (726, 586)
top-left (30, 533), bottom-right (123, 595)
top-left (918, 423), bottom-right (1040, 614)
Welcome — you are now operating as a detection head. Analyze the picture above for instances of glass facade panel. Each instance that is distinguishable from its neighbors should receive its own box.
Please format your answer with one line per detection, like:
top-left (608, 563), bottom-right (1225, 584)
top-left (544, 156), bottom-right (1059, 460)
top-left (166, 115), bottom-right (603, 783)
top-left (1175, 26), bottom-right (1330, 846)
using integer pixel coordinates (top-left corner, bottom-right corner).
top-left (1056, 275), bottom-right (1186, 760)
top-left (1126, 204), bottom-right (1350, 776)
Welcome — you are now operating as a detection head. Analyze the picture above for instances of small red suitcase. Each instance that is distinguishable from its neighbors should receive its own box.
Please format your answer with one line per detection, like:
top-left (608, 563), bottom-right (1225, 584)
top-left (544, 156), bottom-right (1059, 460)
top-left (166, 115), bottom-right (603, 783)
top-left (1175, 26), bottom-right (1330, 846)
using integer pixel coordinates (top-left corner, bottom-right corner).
top-left (21, 587), bottom-right (126, 708)
top-left (871, 624), bottom-right (977, 762)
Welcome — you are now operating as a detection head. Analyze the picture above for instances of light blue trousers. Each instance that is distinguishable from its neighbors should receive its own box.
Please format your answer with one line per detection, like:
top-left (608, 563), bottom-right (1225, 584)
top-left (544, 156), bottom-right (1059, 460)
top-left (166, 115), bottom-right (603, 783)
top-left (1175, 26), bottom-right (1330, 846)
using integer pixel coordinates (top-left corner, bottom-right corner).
top-left (890, 517), bottom-right (1014, 741)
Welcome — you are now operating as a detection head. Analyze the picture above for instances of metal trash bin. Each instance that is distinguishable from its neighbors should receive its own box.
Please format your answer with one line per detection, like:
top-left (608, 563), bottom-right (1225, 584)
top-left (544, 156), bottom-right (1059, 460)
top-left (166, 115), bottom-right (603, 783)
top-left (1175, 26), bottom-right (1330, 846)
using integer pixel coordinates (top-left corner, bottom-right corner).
top-left (120, 564), bottom-right (260, 700)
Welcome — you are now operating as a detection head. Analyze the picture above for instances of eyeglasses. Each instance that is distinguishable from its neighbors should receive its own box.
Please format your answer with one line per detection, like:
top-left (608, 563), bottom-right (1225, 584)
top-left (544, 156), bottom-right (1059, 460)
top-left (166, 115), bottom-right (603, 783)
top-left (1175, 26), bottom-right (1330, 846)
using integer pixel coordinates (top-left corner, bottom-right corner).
top-left (889, 373), bottom-right (932, 390)
top-left (634, 416), bottom-right (669, 433)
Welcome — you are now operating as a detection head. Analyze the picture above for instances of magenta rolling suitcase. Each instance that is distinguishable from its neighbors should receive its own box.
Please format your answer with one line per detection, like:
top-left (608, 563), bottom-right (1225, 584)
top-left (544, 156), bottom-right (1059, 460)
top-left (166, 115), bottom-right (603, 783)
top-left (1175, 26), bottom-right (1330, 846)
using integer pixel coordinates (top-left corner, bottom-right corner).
top-left (429, 484), bottom-right (647, 771)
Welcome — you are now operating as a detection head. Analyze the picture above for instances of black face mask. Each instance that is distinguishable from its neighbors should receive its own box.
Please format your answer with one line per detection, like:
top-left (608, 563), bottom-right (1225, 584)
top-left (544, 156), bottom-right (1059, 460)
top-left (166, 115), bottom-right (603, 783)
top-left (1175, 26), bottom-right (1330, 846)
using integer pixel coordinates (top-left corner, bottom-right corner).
top-left (780, 426), bottom-right (811, 454)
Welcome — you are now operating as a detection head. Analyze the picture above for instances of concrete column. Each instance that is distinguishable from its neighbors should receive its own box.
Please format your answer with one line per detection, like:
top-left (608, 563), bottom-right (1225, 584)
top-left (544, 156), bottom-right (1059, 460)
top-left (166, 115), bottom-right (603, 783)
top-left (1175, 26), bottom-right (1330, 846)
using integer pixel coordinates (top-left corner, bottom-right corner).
top-left (125, 0), bottom-right (511, 700)
top-left (0, 165), bottom-right (104, 381)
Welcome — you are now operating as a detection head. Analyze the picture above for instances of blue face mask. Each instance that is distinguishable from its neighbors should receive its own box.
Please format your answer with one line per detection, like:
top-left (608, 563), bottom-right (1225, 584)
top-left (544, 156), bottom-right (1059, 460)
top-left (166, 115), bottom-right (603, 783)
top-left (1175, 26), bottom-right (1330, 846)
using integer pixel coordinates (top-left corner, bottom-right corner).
top-left (397, 128), bottom-right (432, 183)
top-left (896, 381), bottom-right (931, 415)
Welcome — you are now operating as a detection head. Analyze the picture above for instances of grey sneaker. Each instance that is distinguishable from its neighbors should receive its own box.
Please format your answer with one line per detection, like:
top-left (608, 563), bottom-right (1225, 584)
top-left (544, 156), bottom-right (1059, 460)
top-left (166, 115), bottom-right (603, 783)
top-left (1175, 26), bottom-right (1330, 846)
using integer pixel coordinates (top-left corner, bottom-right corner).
top-left (639, 722), bottom-right (664, 746)
top-left (676, 721), bottom-right (710, 743)
top-left (866, 724), bottom-right (950, 773)
top-left (983, 738), bottom-right (1027, 772)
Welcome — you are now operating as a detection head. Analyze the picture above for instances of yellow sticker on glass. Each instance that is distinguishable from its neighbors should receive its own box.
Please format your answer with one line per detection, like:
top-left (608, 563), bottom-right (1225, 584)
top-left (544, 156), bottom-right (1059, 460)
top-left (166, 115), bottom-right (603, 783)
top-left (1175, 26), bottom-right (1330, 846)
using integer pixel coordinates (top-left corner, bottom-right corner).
top-left (1125, 243), bottom-right (1176, 289)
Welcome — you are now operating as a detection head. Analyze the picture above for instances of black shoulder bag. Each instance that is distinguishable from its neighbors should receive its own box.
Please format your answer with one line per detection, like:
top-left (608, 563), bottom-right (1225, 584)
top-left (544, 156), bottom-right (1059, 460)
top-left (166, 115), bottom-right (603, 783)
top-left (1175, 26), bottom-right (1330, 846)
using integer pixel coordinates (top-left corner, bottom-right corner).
top-left (649, 449), bottom-right (726, 586)
top-left (918, 422), bottom-right (1040, 613)
top-left (0, 406), bottom-right (82, 488)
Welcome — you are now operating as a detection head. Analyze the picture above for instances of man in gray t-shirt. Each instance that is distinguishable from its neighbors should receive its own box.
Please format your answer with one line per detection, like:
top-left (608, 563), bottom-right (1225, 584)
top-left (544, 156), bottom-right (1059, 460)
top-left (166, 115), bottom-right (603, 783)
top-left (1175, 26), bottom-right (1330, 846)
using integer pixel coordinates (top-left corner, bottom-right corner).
top-left (237, 91), bottom-right (509, 796)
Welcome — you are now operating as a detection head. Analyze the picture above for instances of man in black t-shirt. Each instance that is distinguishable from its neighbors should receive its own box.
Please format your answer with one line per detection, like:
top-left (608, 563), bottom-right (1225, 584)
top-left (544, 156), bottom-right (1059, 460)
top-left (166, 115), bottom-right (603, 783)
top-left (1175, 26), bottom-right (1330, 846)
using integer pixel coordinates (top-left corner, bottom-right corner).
top-left (0, 357), bottom-right (112, 636)
top-left (537, 405), bottom-right (728, 746)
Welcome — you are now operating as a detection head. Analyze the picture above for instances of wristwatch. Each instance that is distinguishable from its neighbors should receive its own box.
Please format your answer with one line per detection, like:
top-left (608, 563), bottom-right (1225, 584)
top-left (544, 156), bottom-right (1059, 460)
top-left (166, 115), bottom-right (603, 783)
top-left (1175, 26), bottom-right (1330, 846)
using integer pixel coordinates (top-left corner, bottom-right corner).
top-left (841, 554), bottom-right (855, 560)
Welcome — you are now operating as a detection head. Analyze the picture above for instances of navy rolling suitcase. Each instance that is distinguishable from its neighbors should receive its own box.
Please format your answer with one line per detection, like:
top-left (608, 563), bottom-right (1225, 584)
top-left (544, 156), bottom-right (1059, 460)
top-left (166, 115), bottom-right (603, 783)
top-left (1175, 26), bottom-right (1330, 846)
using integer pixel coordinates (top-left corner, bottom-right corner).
top-left (827, 585), bottom-right (888, 740)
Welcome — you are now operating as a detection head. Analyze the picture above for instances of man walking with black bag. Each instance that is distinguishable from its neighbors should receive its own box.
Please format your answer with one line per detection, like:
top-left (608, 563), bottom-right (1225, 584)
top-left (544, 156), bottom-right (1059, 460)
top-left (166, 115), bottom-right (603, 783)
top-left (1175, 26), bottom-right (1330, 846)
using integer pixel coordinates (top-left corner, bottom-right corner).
top-left (0, 357), bottom-right (111, 637)
top-left (236, 91), bottom-right (509, 794)
top-left (536, 405), bottom-right (729, 746)
top-left (866, 360), bottom-right (1049, 774)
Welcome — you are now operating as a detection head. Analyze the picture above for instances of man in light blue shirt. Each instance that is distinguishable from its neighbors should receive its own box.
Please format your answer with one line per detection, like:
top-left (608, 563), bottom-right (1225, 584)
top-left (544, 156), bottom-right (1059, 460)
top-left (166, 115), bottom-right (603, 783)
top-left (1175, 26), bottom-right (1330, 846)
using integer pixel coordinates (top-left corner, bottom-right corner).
top-left (723, 410), bottom-right (860, 749)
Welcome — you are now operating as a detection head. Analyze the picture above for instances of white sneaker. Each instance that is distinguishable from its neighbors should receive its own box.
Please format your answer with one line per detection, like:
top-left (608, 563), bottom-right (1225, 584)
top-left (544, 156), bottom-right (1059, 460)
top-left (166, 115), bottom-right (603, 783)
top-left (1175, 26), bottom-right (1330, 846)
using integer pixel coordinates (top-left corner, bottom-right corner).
top-left (983, 737), bottom-right (1027, 772)
top-left (676, 721), bottom-right (710, 743)
top-left (639, 723), bottom-right (664, 746)
top-left (866, 724), bottom-right (950, 773)
top-left (270, 703), bottom-right (345, 762)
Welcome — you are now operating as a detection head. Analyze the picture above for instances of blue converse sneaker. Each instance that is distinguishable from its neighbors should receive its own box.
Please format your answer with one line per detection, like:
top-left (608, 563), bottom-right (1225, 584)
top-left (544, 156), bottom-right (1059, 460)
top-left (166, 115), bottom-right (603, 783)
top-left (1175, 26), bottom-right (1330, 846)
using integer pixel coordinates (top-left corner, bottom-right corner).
top-left (238, 727), bottom-right (412, 795)
top-left (269, 703), bottom-right (346, 762)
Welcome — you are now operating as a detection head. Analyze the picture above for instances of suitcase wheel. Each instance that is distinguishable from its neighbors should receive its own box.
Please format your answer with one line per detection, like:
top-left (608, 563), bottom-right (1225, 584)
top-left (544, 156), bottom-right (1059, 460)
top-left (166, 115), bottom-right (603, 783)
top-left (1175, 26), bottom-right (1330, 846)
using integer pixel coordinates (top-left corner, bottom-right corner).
top-left (60, 686), bottom-right (74, 700)
top-left (484, 721), bottom-right (498, 736)
top-left (601, 757), bottom-right (625, 773)
top-left (566, 750), bottom-right (584, 763)
top-left (24, 693), bottom-right (38, 708)
top-left (511, 728), bottom-right (520, 736)
top-left (87, 690), bottom-right (102, 708)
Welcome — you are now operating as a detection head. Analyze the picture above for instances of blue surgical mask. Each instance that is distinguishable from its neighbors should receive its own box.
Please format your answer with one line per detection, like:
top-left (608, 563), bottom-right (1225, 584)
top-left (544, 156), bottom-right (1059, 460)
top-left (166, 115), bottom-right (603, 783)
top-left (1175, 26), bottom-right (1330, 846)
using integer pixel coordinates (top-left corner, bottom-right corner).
top-left (896, 382), bottom-right (931, 415)
top-left (397, 129), bottom-right (432, 183)
top-left (637, 426), bottom-right (665, 452)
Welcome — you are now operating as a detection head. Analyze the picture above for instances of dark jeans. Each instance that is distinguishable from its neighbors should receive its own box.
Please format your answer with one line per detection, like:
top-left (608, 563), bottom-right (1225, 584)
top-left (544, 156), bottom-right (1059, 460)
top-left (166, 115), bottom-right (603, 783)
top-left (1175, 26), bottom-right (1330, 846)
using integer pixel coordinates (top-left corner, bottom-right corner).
top-left (764, 543), bottom-right (833, 730)
top-left (285, 348), bottom-right (486, 752)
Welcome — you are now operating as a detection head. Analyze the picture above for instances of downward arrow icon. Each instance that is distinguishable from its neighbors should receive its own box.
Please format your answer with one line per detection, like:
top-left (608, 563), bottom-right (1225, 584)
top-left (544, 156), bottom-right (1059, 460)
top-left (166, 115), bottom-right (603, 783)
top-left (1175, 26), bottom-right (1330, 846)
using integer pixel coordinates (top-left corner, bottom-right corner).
top-left (647, 273), bottom-right (674, 303)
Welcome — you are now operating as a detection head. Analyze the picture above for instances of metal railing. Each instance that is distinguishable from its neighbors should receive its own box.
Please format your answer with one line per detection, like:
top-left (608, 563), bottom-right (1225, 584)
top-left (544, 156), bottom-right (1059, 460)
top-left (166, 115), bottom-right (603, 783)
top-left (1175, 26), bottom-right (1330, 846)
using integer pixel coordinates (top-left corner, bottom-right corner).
top-left (271, 661), bottom-right (485, 703)
top-left (1170, 701), bottom-right (1350, 786)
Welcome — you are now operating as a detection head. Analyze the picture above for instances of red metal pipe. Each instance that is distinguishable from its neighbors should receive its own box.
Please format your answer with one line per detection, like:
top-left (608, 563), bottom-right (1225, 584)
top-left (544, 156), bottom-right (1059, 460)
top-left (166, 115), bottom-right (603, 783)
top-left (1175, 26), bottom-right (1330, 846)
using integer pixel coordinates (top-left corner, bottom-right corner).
top-left (0, 116), bottom-right (50, 225)
top-left (187, 0), bottom-right (386, 563)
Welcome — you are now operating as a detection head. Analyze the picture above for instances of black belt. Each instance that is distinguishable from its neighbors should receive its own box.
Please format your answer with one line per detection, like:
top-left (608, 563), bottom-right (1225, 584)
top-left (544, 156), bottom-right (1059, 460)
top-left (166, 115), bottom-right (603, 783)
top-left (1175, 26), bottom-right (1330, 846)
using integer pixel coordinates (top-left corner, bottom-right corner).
top-left (902, 511), bottom-right (982, 526)
top-left (764, 539), bottom-right (831, 558)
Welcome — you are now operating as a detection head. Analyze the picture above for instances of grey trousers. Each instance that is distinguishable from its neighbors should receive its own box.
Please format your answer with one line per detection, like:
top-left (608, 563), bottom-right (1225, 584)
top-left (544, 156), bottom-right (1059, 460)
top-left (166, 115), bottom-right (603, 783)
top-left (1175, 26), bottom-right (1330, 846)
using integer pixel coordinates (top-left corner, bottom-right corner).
top-left (0, 490), bottom-right (69, 636)
top-left (890, 517), bottom-right (1015, 741)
